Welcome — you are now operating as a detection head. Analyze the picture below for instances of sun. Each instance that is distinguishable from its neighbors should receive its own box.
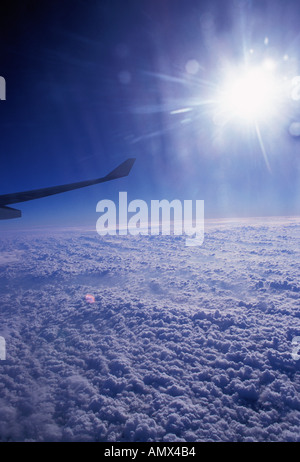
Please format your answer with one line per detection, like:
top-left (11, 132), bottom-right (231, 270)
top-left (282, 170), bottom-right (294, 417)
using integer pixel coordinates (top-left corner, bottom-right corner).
top-left (217, 62), bottom-right (281, 124)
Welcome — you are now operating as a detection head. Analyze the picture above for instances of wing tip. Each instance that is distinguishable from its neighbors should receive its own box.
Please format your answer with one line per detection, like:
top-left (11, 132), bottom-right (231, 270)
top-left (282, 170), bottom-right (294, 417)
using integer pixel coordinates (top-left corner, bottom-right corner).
top-left (104, 157), bottom-right (136, 180)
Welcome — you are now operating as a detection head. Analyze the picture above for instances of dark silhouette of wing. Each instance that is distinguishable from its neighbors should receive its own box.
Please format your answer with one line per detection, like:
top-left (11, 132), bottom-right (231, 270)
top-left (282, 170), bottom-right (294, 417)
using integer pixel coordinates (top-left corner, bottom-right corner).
top-left (0, 158), bottom-right (135, 220)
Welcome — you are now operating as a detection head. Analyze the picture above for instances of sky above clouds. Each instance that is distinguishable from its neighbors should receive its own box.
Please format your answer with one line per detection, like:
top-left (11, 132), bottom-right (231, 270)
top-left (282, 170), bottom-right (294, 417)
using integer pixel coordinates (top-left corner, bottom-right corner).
top-left (1, 0), bottom-right (300, 228)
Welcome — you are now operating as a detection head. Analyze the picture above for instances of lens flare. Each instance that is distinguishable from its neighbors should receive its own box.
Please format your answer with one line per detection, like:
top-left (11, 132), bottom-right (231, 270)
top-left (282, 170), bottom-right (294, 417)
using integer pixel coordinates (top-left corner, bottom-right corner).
top-left (85, 294), bottom-right (95, 304)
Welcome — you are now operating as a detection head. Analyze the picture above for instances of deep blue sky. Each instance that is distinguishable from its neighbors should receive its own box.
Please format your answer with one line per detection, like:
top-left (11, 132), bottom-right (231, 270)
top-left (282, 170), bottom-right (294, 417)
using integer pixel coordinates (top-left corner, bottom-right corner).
top-left (1, 0), bottom-right (300, 228)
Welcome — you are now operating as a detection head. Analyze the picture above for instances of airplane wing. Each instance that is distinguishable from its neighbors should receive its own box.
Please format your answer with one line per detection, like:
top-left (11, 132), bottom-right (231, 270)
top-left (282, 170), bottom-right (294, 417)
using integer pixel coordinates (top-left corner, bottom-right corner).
top-left (0, 157), bottom-right (135, 220)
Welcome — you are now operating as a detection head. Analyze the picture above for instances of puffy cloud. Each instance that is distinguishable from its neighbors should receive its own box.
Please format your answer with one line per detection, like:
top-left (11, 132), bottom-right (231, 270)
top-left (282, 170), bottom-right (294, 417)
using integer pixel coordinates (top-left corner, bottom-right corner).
top-left (0, 221), bottom-right (300, 441)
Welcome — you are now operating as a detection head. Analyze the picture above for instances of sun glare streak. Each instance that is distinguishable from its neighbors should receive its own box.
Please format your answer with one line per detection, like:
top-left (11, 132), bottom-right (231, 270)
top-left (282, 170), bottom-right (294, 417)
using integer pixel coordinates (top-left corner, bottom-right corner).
top-left (170, 108), bottom-right (193, 115)
top-left (255, 122), bottom-right (272, 172)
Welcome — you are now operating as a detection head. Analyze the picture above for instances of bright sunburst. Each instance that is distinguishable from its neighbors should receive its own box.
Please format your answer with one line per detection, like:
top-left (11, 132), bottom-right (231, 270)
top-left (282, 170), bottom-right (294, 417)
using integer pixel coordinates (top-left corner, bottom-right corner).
top-left (217, 62), bottom-right (282, 124)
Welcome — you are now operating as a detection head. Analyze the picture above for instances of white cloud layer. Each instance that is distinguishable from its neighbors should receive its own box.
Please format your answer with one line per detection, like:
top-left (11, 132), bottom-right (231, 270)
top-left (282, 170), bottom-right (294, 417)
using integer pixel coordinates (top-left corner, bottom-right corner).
top-left (0, 220), bottom-right (300, 441)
